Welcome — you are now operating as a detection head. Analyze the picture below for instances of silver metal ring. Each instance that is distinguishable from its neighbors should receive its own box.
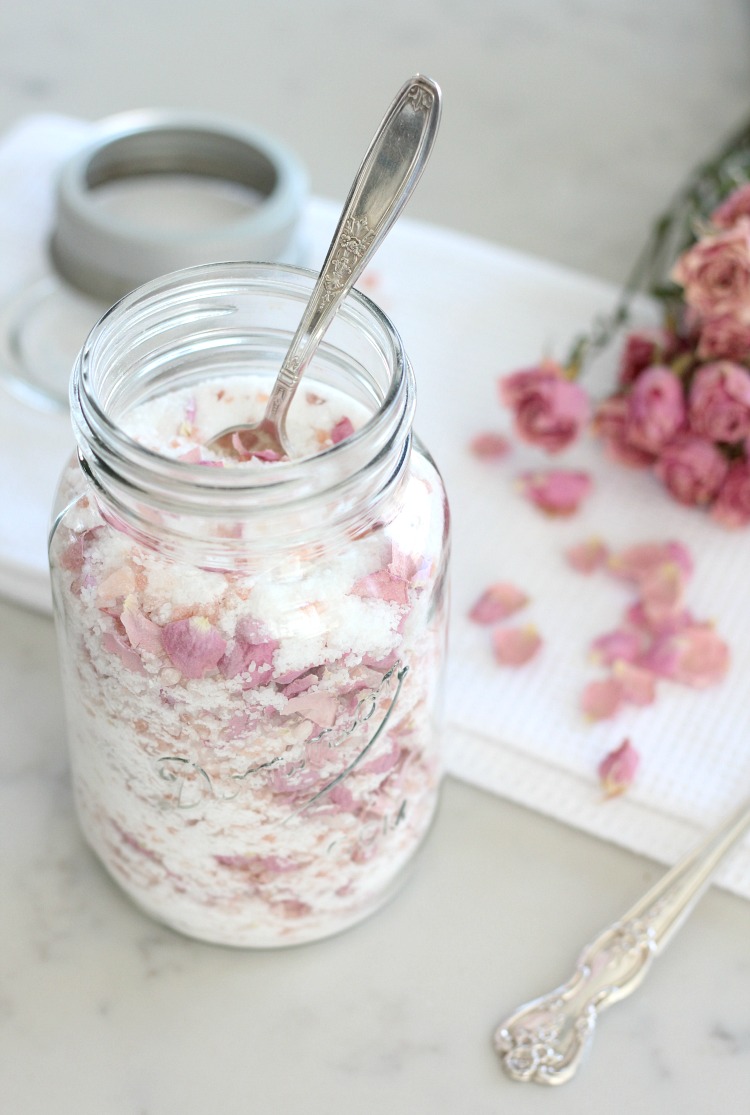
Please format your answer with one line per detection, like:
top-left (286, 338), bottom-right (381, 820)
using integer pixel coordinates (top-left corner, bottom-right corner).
top-left (49, 110), bottom-right (308, 301)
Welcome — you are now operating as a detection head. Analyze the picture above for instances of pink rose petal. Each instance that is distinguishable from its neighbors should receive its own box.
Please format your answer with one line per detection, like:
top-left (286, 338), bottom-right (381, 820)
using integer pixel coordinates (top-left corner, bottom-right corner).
top-left (120, 596), bottom-right (163, 655)
top-left (102, 631), bottom-right (146, 675)
top-left (518, 469), bottom-right (593, 516)
top-left (671, 625), bottom-right (731, 688)
top-left (469, 431), bottom-right (512, 460)
top-left (607, 541), bottom-right (693, 584)
top-left (163, 616), bottom-right (227, 679)
top-left (491, 625), bottom-right (542, 666)
top-left (590, 628), bottom-right (643, 667)
top-left (581, 677), bottom-right (624, 720)
top-left (565, 538), bottom-right (609, 574)
top-left (598, 738), bottom-right (640, 798)
top-left (612, 660), bottom-right (657, 706)
top-left (352, 568), bottom-right (410, 605)
top-left (331, 416), bottom-right (355, 445)
top-left (285, 691), bottom-right (339, 728)
top-left (469, 582), bottom-right (529, 624)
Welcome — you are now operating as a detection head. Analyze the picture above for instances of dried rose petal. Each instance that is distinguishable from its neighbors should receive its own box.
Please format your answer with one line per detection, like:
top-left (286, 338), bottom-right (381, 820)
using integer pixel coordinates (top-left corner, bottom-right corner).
top-left (581, 677), bottom-right (624, 720)
top-left (285, 690), bottom-right (339, 728)
top-left (352, 569), bottom-right (410, 605)
top-left (491, 625), bottom-right (542, 666)
top-left (638, 562), bottom-right (687, 628)
top-left (612, 660), bottom-right (657, 706)
top-left (97, 566), bottom-right (136, 604)
top-left (518, 469), bottom-right (593, 516)
top-left (121, 596), bottom-right (163, 655)
top-left (163, 616), bottom-right (227, 679)
top-left (469, 431), bottom-right (512, 460)
top-left (468, 582), bottom-right (529, 625)
top-left (590, 628), bottom-right (643, 667)
top-left (102, 631), bottom-right (146, 675)
top-left (565, 538), bottom-right (609, 574)
top-left (671, 625), bottom-right (731, 688)
top-left (607, 541), bottom-right (693, 584)
top-left (331, 416), bottom-right (355, 445)
top-left (598, 739), bottom-right (640, 798)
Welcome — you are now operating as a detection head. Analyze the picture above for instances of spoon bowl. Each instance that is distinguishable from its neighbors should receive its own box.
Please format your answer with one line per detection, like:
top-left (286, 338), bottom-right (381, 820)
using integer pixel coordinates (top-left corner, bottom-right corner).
top-left (206, 74), bottom-right (441, 462)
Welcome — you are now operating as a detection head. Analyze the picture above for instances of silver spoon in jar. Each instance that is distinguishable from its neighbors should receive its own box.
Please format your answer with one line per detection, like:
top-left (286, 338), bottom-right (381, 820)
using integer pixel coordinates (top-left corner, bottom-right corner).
top-left (206, 75), bottom-right (442, 462)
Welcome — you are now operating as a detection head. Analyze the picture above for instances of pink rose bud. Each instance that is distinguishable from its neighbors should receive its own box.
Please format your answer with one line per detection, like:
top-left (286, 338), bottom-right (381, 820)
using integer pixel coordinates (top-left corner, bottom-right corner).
top-left (654, 433), bottom-right (729, 506)
top-left (711, 459), bottom-right (750, 528)
top-left (598, 739), bottom-right (640, 798)
top-left (625, 366), bottom-right (686, 454)
top-left (499, 360), bottom-right (589, 454)
top-left (617, 329), bottom-right (678, 388)
top-left (697, 314), bottom-right (750, 362)
top-left (672, 219), bottom-right (750, 323)
top-left (688, 360), bottom-right (750, 443)
top-left (491, 624), bottom-right (542, 666)
top-left (468, 582), bottom-right (529, 624)
top-left (518, 469), bottom-right (593, 516)
top-left (710, 183), bottom-right (750, 229)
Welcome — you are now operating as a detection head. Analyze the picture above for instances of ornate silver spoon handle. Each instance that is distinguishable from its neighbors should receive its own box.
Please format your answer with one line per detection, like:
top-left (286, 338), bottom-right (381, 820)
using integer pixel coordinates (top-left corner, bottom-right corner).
top-left (265, 74), bottom-right (441, 430)
top-left (494, 797), bottom-right (750, 1086)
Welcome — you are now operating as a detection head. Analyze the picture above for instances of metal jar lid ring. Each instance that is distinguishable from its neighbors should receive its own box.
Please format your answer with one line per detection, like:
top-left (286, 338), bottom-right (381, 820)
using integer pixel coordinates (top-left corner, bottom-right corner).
top-left (49, 110), bottom-right (308, 302)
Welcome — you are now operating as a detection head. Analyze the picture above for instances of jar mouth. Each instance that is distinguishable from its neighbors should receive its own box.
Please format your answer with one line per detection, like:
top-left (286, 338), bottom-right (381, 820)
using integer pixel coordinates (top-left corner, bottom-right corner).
top-left (71, 261), bottom-right (415, 520)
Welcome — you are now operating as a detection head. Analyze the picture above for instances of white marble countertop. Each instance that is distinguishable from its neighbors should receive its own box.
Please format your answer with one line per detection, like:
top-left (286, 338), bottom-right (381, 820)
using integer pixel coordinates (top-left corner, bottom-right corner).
top-left (2, 3), bottom-right (750, 1111)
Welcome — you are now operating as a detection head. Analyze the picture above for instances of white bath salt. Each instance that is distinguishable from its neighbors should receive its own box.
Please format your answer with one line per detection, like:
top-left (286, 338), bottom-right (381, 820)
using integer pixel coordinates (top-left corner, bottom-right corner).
top-left (50, 375), bottom-right (447, 946)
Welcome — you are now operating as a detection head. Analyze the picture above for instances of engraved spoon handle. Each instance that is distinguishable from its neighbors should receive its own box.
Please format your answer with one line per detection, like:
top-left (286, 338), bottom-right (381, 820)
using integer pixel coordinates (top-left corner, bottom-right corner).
top-left (264, 74), bottom-right (441, 431)
top-left (495, 797), bottom-right (750, 1086)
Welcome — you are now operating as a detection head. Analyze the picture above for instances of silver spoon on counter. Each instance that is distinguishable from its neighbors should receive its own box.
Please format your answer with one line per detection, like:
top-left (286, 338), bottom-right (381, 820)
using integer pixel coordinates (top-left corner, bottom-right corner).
top-left (494, 795), bottom-right (750, 1085)
top-left (206, 74), bottom-right (441, 462)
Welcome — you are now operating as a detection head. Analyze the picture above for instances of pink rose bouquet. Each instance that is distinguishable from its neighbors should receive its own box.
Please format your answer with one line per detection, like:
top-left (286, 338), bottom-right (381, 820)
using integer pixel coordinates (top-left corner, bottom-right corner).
top-left (498, 116), bottom-right (750, 526)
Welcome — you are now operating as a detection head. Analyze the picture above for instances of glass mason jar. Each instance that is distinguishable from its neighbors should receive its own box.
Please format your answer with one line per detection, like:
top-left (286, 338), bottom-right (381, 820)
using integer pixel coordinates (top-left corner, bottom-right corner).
top-left (49, 262), bottom-right (449, 947)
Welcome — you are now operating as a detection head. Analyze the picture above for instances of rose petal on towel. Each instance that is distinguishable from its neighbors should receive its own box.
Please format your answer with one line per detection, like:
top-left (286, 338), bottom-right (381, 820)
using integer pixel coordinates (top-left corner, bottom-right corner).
top-left (518, 469), bottom-right (593, 516)
top-left (638, 562), bottom-right (687, 627)
top-left (598, 738), bottom-right (640, 798)
top-left (565, 537), bottom-right (609, 574)
top-left (612, 660), bottom-right (657, 706)
top-left (607, 540), bottom-right (693, 584)
top-left (491, 624), bottom-right (542, 666)
top-left (469, 582), bottom-right (529, 624)
top-left (581, 677), bottom-right (624, 720)
top-left (163, 616), bottom-right (227, 679)
top-left (671, 625), bottom-right (731, 688)
top-left (590, 628), bottom-right (643, 666)
top-left (468, 431), bottom-right (512, 460)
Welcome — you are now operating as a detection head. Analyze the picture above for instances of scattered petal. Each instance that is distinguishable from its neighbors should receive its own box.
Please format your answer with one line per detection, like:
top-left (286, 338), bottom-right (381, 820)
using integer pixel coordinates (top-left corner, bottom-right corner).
top-left (469, 431), bottom-right (512, 460)
top-left (671, 625), bottom-right (731, 688)
top-left (469, 582), bottom-right (529, 624)
top-left (590, 628), bottom-right (643, 667)
top-left (598, 739), bottom-right (640, 798)
top-left (565, 538), bottom-right (609, 574)
top-left (163, 616), bottom-right (227, 679)
top-left (102, 631), bottom-right (146, 674)
top-left (491, 624), bottom-right (542, 666)
top-left (612, 660), bottom-right (657, 706)
top-left (607, 541), bottom-right (693, 584)
top-left (581, 677), bottom-right (624, 721)
top-left (518, 469), bottom-right (593, 516)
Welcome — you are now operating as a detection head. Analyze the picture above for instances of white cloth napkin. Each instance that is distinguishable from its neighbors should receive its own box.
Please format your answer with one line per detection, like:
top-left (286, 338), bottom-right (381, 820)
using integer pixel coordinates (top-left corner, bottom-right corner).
top-left (2, 115), bottom-right (750, 897)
